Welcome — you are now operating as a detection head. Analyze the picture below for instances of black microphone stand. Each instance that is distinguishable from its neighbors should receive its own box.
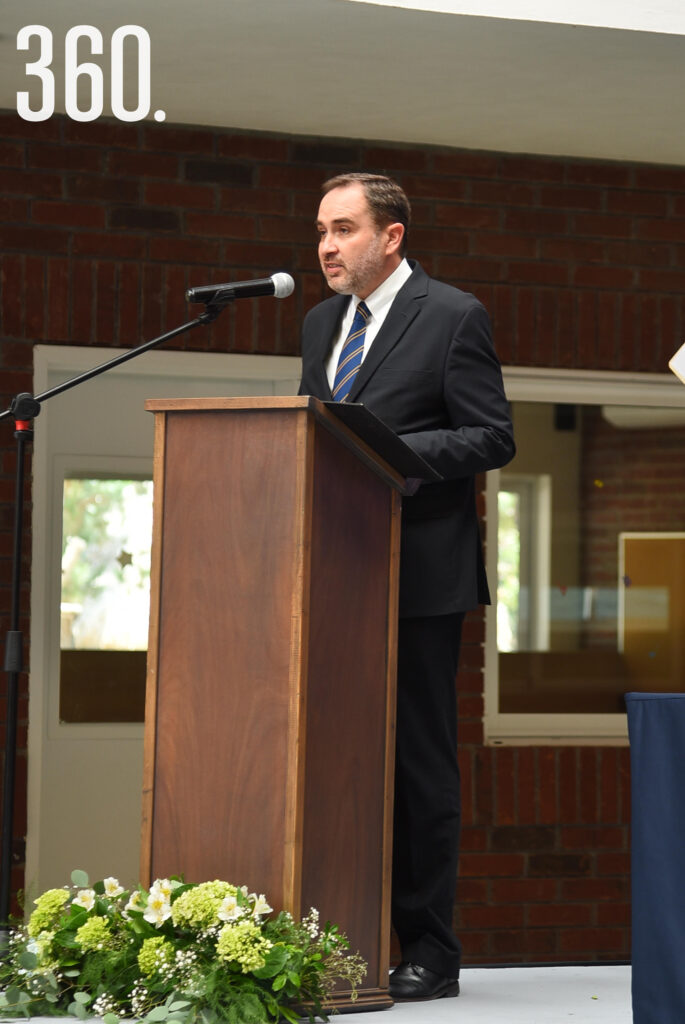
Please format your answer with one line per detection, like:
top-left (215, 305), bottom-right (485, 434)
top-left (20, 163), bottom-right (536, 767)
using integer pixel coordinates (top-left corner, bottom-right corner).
top-left (0, 299), bottom-right (228, 939)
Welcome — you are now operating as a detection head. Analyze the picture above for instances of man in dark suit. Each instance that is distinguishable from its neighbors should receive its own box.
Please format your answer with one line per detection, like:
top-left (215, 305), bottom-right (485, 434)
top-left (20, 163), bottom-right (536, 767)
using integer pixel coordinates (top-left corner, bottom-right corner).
top-left (298, 173), bottom-right (515, 1001)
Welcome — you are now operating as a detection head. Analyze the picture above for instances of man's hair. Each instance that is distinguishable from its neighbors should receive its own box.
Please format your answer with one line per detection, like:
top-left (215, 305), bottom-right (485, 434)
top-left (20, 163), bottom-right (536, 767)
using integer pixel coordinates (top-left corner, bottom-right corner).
top-left (322, 172), bottom-right (411, 256)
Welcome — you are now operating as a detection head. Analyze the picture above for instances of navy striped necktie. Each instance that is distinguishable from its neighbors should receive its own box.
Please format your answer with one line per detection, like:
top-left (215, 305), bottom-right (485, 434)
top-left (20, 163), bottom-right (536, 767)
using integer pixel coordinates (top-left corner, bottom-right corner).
top-left (332, 301), bottom-right (371, 402)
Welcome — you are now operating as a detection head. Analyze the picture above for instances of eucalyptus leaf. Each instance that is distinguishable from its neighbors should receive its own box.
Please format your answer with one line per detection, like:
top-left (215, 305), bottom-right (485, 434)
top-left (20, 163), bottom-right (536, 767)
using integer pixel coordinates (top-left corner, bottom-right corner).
top-left (146, 1006), bottom-right (170, 1021)
top-left (5, 986), bottom-right (24, 1006)
top-left (18, 950), bottom-right (38, 970)
top-left (71, 869), bottom-right (90, 888)
top-left (102, 1013), bottom-right (120, 1024)
top-left (74, 991), bottom-right (92, 1004)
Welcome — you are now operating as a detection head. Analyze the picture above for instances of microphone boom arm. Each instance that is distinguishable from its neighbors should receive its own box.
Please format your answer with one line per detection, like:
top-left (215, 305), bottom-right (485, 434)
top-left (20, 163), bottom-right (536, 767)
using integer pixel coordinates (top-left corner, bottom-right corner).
top-left (0, 304), bottom-right (227, 934)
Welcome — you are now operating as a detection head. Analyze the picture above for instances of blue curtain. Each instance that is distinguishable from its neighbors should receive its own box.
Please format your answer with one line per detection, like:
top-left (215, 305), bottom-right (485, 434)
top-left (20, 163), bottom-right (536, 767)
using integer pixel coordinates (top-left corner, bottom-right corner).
top-left (626, 692), bottom-right (685, 1024)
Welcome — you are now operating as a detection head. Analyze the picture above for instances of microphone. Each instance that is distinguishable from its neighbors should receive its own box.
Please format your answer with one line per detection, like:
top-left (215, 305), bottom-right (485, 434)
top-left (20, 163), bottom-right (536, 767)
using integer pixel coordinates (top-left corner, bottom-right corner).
top-left (186, 272), bottom-right (294, 304)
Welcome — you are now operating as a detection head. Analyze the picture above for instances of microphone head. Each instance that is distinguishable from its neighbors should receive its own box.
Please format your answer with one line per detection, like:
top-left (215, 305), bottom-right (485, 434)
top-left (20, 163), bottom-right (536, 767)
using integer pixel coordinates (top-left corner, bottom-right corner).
top-left (271, 272), bottom-right (295, 299)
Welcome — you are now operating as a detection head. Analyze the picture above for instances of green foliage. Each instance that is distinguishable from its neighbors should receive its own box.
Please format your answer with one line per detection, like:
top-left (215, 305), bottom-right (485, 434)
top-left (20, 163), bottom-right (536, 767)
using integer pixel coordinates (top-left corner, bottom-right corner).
top-left (62, 480), bottom-right (142, 600)
top-left (0, 872), bottom-right (366, 1024)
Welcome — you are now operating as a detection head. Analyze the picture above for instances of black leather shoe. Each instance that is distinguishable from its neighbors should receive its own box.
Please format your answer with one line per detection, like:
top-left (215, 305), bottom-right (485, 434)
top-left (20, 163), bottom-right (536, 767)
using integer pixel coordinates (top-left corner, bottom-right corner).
top-left (389, 961), bottom-right (460, 1001)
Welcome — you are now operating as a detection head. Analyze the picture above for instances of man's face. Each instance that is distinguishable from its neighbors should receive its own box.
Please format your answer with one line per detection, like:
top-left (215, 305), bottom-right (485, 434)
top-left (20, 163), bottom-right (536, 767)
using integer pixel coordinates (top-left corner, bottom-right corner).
top-left (316, 184), bottom-right (399, 299)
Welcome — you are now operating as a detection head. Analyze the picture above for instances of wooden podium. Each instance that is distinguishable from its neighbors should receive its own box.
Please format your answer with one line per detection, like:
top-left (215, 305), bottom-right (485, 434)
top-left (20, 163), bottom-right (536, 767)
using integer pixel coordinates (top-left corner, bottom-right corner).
top-left (140, 396), bottom-right (411, 1011)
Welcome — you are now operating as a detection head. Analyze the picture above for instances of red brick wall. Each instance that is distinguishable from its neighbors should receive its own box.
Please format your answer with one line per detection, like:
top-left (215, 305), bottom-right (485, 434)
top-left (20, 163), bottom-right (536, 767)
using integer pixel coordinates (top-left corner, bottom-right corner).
top-left (456, 654), bottom-right (630, 962)
top-left (581, 410), bottom-right (685, 592)
top-left (4, 109), bottom-right (685, 958)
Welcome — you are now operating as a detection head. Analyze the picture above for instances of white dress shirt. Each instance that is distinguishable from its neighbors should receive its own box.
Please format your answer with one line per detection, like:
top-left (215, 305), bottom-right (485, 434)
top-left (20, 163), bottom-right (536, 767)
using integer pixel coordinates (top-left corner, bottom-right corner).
top-left (325, 258), bottom-right (413, 390)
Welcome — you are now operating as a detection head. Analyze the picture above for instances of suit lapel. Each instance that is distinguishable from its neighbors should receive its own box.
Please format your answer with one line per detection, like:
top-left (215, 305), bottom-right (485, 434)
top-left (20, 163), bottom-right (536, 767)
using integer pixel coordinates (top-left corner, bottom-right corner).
top-left (309, 295), bottom-right (347, 401)
top-left (346, 263), bottom-right (428, 403)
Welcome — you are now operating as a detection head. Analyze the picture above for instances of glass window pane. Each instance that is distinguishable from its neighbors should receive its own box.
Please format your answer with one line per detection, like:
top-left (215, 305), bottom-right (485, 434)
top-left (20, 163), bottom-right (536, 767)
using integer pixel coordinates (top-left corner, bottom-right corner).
top-left (60, 477), bottom-right (152, 723)
top-left (497, 402), bottom-right (685, 714)
top-left (497, 489), bottom-right (521, 652)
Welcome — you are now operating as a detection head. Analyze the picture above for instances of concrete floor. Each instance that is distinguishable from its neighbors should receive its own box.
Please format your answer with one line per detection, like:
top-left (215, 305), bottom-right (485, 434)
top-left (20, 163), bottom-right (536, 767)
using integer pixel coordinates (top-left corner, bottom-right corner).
top-left (5, 965), bottom-right (633, 1024)
top-left (346, 965), bottom-right (632, 1023)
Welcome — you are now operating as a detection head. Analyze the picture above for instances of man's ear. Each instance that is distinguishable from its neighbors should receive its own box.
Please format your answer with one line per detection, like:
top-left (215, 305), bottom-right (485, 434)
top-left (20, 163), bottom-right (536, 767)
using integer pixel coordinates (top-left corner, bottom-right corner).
top-left (385, 222), bottom-right (405, 255)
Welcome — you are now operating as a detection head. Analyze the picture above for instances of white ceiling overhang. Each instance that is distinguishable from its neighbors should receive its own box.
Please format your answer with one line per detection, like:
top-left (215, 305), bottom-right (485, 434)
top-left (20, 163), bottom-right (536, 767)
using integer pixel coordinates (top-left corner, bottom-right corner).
top-left (1, 0), bottom-right (685, 165)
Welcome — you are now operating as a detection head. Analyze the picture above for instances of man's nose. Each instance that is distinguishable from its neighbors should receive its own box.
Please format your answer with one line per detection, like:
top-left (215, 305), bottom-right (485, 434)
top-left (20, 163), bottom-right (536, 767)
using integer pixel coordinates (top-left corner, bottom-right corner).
top-left (320, 233), bottom-right (337, 254)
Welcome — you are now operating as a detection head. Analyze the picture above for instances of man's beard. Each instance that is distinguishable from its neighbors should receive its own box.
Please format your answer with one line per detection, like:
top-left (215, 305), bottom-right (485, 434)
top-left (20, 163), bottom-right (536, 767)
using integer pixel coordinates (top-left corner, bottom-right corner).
top-left (324, 232), bottom-right (387, 296)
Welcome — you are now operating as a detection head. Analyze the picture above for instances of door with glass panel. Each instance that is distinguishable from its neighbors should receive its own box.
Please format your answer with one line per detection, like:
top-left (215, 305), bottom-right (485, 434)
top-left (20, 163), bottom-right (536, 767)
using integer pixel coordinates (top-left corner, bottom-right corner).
top-left (29, 348), bottom-right (299, 894)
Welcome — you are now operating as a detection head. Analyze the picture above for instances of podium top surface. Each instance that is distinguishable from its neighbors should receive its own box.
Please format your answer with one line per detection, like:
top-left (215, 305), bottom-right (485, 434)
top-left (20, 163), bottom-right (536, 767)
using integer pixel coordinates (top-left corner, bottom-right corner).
top-left (146, 396), bottom-right (312, 413)
top-left (145, 395), bottom-right (441, 489)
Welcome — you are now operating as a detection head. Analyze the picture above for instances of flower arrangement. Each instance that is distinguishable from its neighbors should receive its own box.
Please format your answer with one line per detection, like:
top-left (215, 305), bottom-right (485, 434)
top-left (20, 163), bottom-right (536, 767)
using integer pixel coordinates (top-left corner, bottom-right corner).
top-left (0, 870), bottom-right (366, 1024)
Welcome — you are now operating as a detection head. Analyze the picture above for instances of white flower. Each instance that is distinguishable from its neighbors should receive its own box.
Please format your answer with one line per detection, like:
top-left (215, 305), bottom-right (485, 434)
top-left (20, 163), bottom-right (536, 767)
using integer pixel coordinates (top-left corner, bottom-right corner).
top-left (103, 877), bottom-right (124, 899)
top-left (125, 890), bottom-right (144, 912)
top-left (251, 894), bottom-right (272, 919)
top-left (73, 889), bottom-right (95, 911)
top-left (150, 878), bottom-right (173, 899)
top-left (217, 894), bottom-right (243, 922)
top-left (144, 902), bottom-right (172, 927)
top-left (303, 907), bottom-right (320, 938)
top-left (92, 993), bottom-right (119, 1016)
top-left (144, 890), bottom-right (172, 927)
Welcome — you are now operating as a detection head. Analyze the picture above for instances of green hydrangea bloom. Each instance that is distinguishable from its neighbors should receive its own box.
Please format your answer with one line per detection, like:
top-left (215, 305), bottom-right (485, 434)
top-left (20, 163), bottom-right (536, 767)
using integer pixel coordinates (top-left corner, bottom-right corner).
top-left (137, 936), bottom-right (175, 977)
top-left (171, 881), bottom-right (237, 930)
top-left (27, 933), bottom-right (54, 966)
top-left (216, 921), bottom-right (272, 973)
top-left (27, 888), bottom-right (70, 937)
top-left (75, 916), bottom-right (111, 952)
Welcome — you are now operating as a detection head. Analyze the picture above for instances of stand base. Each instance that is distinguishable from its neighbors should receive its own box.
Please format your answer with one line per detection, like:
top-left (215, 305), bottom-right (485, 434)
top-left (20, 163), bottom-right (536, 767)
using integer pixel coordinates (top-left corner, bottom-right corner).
top-left (322, 987), bottom-right (394, 1014)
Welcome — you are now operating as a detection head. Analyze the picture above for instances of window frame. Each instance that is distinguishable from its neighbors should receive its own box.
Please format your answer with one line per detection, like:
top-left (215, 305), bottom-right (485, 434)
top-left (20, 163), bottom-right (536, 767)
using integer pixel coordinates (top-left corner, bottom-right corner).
top-left (484, 366), bottom-right (685, 745)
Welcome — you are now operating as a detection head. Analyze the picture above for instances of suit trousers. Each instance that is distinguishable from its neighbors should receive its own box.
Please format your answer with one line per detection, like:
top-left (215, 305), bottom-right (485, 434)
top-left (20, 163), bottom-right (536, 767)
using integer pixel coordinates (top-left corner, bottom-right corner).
top-left (391, 612), bottom-right (465, 979)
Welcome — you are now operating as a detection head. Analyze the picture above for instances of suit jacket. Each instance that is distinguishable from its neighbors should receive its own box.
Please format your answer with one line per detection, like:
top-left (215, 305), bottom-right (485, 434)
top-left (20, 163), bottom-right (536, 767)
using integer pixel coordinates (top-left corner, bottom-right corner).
top-left (299, 261), bottom-right (515, 617)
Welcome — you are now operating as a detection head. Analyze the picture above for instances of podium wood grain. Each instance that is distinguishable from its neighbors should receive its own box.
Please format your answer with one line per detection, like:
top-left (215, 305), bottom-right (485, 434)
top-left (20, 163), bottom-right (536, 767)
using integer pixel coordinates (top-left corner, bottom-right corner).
top-left (141, 397), bottom-right (402, 1010)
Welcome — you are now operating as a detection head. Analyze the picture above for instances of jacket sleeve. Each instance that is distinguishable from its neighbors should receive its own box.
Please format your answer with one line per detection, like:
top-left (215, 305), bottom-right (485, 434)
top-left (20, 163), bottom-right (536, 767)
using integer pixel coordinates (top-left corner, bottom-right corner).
top-left (399, 303), bottom-right (515, 480)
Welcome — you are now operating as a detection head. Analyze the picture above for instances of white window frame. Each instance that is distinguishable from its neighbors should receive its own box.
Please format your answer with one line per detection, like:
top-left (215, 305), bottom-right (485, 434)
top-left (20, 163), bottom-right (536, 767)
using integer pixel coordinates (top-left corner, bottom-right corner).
top-left (484, 366), bottom-right (685, 745)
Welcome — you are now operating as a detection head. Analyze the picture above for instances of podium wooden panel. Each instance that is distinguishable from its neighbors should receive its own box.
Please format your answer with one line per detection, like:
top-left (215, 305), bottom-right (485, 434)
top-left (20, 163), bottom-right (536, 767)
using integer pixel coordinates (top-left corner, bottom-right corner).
top-left (140, 397), bottom-right (403, 1011)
